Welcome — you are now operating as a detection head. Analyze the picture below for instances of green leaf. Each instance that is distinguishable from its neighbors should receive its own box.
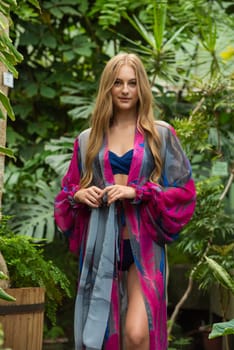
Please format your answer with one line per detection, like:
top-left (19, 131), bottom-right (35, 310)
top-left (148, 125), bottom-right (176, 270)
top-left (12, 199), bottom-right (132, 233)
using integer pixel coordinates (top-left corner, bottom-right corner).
top-left (6, 0), bottom-right (18, 6)
top-left (0, 52), bottom-right (18, 77)
top-left (42, 35), bottom-right (57, 49)
top-left (0, 288), bottom-right (16, 302)
top-left (28, 0), bottom-right (41, 10)
top-left (49, 7), bottom-right (63, 18)
top-left (10, 180), bottom-right (57, 241)
top-left (209, 319), bottom-right (234, 339)
top-left (0, 271), bottom-right (8, 280)
top-left (164, 24), bottom-right (188, 50)
top-left (0, 90), bottom-right (15, 121)
top-left (59, 6), bottom-right (80, 16)
top-left (74, 45), bottom-right (92, 57)
top-left (0, 13), bottom-right (9, 30)
top-left (24, 83), bottom-right (38, 97)
top-left (205, 256), bottom-right (234, 294)
top-left (153, 1), bottom-right (167, 50)
top-left (0, 31), bottom-right (23, 63)
top-left (123, 13), bottom-right (156, 49)
top-left (0, 0), bottom-right (16, 17)
top-left (0, 146), bottom-right (15, 160)
top-left (39, 86), bottom-right (56, 98)
top-left (63, 50), bottom-right (76, 62)
top-left (45, 154), bottom-right (72, 175)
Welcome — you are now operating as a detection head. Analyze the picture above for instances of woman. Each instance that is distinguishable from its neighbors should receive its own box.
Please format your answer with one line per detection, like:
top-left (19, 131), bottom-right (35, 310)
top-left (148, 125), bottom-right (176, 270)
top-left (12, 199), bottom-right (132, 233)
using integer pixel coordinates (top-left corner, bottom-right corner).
top-left (54, 53), bottom-right (196, 350)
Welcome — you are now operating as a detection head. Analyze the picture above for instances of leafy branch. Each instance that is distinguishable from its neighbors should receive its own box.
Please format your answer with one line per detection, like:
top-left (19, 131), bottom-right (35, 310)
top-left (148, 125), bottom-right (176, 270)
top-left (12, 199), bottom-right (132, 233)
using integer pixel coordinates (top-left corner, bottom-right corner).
top-left (168, 176), bottom-right (234, 339)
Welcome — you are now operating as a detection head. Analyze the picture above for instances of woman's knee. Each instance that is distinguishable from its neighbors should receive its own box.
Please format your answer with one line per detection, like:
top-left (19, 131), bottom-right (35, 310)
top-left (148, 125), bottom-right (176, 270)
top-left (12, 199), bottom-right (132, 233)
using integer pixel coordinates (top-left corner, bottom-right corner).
top-left (124, 325), bottom-right (148, 348)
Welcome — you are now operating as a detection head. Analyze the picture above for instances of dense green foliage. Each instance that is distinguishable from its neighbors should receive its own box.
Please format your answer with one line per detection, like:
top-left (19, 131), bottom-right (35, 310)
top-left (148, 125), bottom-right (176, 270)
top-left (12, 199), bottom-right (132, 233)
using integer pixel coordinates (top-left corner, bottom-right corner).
top-left (177, 177), bottom-right (234, 287)
top-left (3, 0), bottom-right (233, 241)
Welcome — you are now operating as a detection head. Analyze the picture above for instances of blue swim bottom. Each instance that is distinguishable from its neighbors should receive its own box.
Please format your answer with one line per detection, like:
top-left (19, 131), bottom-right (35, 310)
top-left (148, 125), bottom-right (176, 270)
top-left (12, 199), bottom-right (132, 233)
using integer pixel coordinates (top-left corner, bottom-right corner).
top-left (118, 239), bottom-right (134, 271)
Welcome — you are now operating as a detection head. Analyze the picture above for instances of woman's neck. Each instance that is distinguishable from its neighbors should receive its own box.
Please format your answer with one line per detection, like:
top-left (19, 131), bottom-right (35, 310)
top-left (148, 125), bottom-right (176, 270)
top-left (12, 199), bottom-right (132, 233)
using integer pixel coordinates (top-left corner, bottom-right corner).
top-left (111, 111), bottom-right (137, 128)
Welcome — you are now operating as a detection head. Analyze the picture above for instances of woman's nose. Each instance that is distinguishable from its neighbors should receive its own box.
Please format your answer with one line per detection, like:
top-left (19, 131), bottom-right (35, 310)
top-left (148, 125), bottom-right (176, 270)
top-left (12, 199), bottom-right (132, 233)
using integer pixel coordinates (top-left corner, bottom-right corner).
top-left (122, 83), bottom-right (129, 94)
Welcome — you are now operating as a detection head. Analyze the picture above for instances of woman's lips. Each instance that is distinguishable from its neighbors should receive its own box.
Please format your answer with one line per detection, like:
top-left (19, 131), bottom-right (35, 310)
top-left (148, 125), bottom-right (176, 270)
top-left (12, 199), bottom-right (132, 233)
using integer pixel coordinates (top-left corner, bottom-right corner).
top-left (119, 97), bottom-right (131, 101)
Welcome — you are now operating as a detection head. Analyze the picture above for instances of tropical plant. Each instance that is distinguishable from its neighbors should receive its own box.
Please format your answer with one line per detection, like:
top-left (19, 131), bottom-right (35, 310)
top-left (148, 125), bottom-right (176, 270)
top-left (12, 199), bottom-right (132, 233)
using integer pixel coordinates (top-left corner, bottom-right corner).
top-left (0, 0), bottom-right (40, 163)
top-left (167, 176), bottom-right (234, 350)
top-left (0, 216), bottom-right (72, 324)
top-left (0, 0), bottom-right (23, 121)
top-left (3, 136), bottom-right (75, 240)
top-left (204, 258), bottom-right (234, 349)
top-left (121, 2), bottom-right (189, 85)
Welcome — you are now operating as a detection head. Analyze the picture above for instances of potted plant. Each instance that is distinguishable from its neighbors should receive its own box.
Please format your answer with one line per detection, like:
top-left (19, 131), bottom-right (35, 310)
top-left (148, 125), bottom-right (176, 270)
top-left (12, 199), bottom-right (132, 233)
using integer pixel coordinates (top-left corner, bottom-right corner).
top-left (0, 216), bottom-right (71, 350)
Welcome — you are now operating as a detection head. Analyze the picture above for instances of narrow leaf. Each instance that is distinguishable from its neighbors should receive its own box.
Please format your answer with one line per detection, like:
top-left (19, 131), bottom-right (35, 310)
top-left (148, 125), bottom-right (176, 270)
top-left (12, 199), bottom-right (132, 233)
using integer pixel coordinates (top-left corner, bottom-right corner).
top-left (123, 13), bottom-right (156, 49)
top-left (0, 90), bottom-right (15, 121)
top-left (0, 288), bottom-right (16, 302)
top-left (0, 53), bottom-right (18, 77)
top-left (153, 1), bottom-right (167, 50)
top-left (28, 0), bottom-right (41, 10)
top-left (205, 256), bottom-right (234, 294)
top-left (0, 146), bottom-right (16, 160)
top-left (164, 24), bottom-right (188, 50)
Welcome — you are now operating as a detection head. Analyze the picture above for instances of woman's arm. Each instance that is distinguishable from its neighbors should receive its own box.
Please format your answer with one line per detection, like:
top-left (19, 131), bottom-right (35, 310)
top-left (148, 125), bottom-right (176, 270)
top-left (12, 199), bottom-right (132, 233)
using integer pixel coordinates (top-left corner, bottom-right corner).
top-left (54, 137), bottom-right (104, 253)
top-left (129, 125), bottom-right (196, 244)
top-left (54, 138), bottom-right (84, 234)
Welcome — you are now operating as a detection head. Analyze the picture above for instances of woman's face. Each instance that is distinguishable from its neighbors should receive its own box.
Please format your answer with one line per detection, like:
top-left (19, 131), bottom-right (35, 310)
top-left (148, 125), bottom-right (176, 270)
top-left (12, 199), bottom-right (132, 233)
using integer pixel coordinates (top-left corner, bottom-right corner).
top-left (111, 64), bottom-right (139, 113)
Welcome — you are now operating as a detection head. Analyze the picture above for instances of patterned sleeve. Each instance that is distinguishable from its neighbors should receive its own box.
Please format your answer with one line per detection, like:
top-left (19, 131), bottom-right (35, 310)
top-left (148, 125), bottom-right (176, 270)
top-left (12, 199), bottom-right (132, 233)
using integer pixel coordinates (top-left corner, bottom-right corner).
top-left (130, 125), bottom-right (196, 244)
top-left (54, 138), bottom-right (89, 252)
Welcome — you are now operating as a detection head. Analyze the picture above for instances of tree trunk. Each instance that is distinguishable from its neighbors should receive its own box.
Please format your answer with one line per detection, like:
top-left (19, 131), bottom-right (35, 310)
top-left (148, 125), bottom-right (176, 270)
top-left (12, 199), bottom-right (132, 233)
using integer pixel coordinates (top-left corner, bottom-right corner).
top-left (0, 12), bottom-right (10, 286)
top-left (0, 13), bottom-right (9, 215)
top-left (0, 94), bottom-right (8, 216)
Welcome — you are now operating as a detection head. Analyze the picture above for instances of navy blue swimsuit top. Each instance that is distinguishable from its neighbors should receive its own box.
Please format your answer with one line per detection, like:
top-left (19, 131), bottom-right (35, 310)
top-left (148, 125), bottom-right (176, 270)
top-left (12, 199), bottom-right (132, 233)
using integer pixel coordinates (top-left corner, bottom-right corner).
top-left (109, 149), bottom-right (133, 175)
top-left (109, 149), bottom-right (133, 227)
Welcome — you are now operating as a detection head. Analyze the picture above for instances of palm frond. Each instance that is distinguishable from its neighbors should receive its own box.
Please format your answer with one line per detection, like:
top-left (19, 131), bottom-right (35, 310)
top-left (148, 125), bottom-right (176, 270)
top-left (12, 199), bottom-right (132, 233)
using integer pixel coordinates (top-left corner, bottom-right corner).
top-left (10, 180), bottom-right (57, 242)
top-left (45, 136), bottom-right (74, 175)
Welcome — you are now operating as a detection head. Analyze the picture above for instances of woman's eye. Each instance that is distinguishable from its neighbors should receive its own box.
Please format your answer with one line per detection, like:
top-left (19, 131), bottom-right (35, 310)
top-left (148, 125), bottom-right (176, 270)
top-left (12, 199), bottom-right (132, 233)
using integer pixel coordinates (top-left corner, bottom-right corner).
top-left (114, 80), bottom-right (121, 86)
top-left (129, 81), bottom-right (136, 86)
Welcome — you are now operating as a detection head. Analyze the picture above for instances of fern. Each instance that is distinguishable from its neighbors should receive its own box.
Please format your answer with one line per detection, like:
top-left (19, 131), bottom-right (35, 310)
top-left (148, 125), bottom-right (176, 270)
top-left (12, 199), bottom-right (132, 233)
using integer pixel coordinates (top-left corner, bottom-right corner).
top-left (90, 0), bottom-right (130, 28)
top-left (0, 225), bottom-right (72, 324)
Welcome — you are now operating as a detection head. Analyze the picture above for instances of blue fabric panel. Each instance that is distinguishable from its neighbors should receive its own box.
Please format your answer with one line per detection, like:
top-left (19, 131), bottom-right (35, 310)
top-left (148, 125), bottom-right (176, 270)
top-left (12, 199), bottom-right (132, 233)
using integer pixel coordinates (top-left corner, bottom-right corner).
top-left (109, 149), bottom-right (133, 175)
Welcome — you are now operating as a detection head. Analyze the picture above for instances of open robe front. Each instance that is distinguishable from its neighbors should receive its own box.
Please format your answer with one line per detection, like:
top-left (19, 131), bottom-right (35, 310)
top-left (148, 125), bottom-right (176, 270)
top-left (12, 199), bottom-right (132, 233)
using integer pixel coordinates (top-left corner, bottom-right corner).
top-left (54, 121), bottom-right (196, 350)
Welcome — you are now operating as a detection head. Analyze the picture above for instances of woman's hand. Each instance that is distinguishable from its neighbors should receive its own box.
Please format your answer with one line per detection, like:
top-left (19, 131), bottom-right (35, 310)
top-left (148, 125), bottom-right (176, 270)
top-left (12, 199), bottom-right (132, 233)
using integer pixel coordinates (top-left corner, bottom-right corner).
top-left (74, 186), bottom-right (104, 208)
top-left (103, 185), bottom-right (136, 205)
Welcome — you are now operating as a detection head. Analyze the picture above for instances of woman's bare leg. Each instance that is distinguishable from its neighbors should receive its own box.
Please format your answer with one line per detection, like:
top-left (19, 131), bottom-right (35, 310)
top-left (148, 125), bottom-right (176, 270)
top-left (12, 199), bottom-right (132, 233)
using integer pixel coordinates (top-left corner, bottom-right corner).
top-left (124, 264), bottom-right (149, 350)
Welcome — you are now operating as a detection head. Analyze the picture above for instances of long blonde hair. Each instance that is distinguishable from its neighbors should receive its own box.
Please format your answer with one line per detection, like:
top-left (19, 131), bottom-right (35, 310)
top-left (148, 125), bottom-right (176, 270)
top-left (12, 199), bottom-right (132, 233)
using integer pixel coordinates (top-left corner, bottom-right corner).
top-left (80, 53), bottom-right (162, 187)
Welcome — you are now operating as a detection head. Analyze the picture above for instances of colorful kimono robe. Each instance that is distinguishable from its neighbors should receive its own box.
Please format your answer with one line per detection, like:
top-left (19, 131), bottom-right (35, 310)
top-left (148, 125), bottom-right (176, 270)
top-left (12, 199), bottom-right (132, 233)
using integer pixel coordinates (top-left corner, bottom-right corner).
top-left (54, 121), bottom-right (196, 350)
